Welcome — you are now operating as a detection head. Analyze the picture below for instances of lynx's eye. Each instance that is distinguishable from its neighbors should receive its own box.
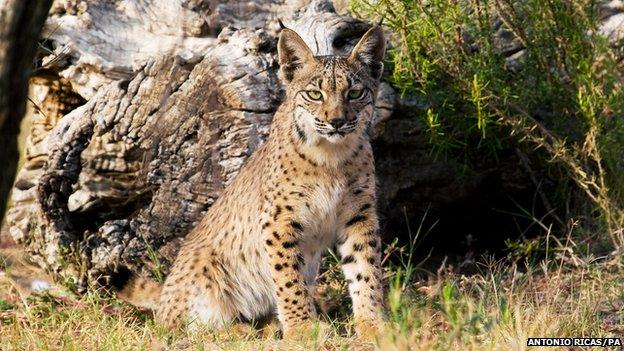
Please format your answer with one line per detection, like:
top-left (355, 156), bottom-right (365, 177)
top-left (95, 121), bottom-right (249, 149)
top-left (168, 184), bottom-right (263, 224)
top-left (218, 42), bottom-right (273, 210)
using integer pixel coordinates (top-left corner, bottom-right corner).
top-left (347, 89), bottom-right (364, 100)
top-left (305, 90), bottom-right (323, 101)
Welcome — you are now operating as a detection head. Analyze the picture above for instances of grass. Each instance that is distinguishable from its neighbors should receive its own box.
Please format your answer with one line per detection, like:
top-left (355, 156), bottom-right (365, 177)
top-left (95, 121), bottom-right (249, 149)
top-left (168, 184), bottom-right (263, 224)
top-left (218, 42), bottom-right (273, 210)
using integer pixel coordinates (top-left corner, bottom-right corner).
top-left (1, 237), bottom-right (623, 351)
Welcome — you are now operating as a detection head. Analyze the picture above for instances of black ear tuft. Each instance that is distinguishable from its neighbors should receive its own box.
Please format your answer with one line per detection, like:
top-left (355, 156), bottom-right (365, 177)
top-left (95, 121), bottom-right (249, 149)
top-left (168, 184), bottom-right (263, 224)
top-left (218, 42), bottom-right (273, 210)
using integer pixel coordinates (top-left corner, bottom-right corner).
top-left (349, 26), bottom-right (386, 80)
top-left (278, 18), bottom-right (287, 30)
top-left (277, 29), bottom-right (314, 82)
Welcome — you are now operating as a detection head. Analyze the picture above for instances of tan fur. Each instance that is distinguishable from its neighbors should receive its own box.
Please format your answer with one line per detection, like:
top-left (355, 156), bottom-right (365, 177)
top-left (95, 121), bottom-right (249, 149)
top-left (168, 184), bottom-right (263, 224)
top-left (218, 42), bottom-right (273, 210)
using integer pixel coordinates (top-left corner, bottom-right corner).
top-left (117, 276), bottom-right (162, 310)
top-left (0, 239), bottom-right (58, 297)
top-left (121, 26), bottom-right (387, 338)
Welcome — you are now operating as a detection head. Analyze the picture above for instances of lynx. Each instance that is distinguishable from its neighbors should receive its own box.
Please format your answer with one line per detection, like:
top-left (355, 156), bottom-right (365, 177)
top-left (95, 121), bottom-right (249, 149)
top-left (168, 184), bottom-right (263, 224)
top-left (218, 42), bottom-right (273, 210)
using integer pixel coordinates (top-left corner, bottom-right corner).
top-left (118, 25), bottom-right (387, 339)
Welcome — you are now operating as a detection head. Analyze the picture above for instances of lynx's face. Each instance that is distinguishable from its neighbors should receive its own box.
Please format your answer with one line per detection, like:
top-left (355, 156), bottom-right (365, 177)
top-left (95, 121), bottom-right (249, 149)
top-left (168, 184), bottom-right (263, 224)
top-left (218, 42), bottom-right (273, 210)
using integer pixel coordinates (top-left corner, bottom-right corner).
top-left (278, 26), bottom-right (386, 144)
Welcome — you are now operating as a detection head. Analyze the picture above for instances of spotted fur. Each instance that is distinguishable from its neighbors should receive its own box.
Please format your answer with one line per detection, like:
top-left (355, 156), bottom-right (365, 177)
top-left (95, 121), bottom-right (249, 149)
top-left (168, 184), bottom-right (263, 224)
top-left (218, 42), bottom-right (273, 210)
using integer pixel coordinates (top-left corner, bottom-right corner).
top-left (120, 26), bottom-right (387, 338)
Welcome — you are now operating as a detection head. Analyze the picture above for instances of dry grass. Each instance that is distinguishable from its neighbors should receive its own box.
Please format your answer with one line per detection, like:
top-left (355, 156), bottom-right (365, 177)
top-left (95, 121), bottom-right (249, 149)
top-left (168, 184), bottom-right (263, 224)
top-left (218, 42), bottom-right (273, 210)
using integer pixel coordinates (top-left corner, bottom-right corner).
top-left (1, 241), bottom-right (622, 351)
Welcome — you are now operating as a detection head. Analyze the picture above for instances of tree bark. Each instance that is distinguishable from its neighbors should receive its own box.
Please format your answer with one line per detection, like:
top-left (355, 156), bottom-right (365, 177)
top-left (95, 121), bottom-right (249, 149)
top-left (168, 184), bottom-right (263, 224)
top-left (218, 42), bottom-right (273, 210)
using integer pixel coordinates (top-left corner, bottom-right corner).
top-left (0, 0), bottom-right (53, 221)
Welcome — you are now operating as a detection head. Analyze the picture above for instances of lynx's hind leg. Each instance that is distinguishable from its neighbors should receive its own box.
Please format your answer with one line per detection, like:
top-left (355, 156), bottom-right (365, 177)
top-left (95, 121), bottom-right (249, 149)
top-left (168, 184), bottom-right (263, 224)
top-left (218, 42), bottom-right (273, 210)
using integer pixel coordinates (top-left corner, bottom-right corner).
top-left (156, 279), bottom-right (241, 330)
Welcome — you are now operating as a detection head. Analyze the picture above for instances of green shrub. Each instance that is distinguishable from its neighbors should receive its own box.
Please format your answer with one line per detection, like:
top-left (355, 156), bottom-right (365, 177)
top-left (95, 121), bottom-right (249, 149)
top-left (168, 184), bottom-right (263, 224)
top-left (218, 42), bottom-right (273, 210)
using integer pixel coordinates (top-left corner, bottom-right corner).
top-left (352, 0), bottom-right (624, 249)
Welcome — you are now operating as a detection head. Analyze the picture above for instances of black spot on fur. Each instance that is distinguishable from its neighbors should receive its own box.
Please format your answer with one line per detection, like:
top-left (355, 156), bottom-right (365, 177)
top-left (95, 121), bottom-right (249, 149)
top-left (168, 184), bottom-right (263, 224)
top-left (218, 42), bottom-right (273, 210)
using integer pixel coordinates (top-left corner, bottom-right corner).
top-left (291, 221), bottom-right (303, 231)
top-left (282, 241), bottom-right (297, 249)
top-left (273, 206), bottom-right (282, 220)
top-left (346, 214), bottom-right (367, 227)
top-left (342, 255), bottom-right (355, 264)
top-left (295, 253), bottom-right (304, 264)
top-left (295, 122), bottom-right (307, 143)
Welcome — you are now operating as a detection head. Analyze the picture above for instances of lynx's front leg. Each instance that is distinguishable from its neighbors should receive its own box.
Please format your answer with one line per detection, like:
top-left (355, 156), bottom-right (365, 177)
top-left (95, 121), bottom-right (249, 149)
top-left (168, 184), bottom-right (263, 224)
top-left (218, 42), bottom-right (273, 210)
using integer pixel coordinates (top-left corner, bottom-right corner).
top-left (337, 194), bottom-right (385, 336)
top-left (263, 204), bottom-right (317, 338)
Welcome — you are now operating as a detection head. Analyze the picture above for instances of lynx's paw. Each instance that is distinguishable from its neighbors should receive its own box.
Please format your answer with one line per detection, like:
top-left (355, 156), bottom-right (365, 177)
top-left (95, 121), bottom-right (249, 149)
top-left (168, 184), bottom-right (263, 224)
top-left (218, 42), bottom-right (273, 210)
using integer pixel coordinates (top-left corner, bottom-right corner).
top-left (354, 317), bottom-right (384, 343)
top-left (282, 320), bottom-right (331, 343)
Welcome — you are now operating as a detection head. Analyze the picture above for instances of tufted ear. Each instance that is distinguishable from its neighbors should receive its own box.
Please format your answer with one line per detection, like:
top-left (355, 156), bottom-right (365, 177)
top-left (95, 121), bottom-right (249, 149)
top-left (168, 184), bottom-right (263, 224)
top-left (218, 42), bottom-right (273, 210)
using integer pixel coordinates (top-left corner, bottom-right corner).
top-left (348, 26), bottom-right (386, 80)
top-left (278, 28), bottom-right (315, 82)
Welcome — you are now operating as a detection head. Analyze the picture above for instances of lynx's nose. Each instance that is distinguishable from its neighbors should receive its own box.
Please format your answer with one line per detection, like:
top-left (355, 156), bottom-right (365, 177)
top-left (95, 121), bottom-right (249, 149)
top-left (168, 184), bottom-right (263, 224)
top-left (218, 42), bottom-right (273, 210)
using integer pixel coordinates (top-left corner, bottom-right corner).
top-left (328, 118), bottom-right (346, 129)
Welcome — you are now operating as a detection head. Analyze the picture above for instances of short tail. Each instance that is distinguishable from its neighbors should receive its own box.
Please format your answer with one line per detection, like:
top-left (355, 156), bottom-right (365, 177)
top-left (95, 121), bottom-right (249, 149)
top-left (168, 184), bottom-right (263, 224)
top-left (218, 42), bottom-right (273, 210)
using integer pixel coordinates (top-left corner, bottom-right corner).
top-left (110, 266), bottom-right (162, 310)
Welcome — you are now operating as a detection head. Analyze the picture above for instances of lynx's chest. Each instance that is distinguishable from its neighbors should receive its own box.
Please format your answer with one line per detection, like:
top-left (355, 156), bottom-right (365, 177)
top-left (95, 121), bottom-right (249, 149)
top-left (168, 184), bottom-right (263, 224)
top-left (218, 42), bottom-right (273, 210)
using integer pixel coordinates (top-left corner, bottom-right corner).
top-left (299, 179), bottom-right (347, 249)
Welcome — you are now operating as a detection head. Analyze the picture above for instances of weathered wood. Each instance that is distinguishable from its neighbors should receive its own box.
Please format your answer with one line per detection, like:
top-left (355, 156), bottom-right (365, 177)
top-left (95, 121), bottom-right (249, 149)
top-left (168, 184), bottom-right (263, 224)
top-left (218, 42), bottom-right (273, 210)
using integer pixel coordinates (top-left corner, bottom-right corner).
top-left (0, 0), bottom-right (53, 221)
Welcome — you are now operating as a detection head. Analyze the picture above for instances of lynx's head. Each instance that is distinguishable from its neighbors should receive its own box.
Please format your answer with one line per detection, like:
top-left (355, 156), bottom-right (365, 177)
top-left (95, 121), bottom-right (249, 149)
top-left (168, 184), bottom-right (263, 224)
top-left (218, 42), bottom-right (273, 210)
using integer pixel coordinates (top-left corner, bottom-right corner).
top-left (277, 26), bottom-right (385, 145)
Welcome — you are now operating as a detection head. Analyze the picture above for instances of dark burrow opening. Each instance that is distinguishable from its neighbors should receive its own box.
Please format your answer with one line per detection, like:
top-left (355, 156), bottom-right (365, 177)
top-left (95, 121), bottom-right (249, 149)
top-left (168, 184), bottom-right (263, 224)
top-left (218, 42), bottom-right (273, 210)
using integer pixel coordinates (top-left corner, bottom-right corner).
top-left (372, 117), bottom-right (560, 275)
